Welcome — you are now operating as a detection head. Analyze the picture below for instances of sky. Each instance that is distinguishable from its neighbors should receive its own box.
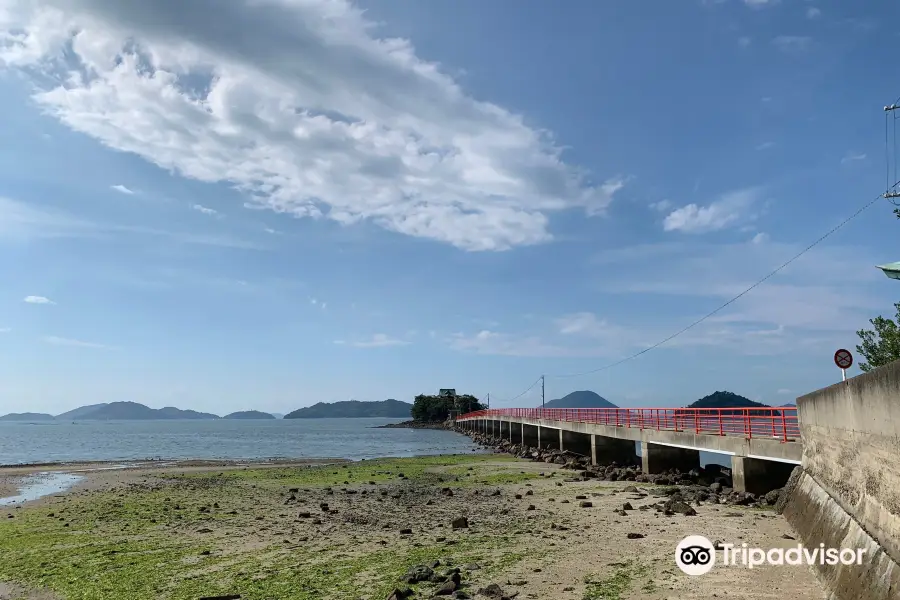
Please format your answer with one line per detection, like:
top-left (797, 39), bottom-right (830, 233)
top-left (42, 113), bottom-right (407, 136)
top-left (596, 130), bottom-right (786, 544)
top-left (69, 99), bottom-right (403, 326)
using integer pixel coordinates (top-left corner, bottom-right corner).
top-left (1, 0), bottom-right (899, 416)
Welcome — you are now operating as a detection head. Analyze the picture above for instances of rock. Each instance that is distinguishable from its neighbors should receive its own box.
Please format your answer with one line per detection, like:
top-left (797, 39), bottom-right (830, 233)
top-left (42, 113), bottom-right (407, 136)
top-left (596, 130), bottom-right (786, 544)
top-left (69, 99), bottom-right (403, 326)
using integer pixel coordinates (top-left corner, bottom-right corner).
top-left (387, 587), bottom-right (414, 599)
top-left (764, 489), bottom-right (782, 505)
top-left (399, 528), bottom-right (413, 535)
top-left (622, 502), bottom-right (633, 511)
top-left (401, 565), bottom-right (434, 583)
top-left (710, 482), bottom-right (722, 493)
top-left (477, 583), bottom-right (505, 598)
top-left (664, 499), bottom-right (697, 516)
top-left (626, 532), bottom-right (645, 539)
top-left (434, 580), bottom-right (458, 595)
top-left (451, 516), bottom-right (469, 529)
top-left (579, 501), bottom-right (592, 508)
top-left (526, 505), bottom-right (535, 511)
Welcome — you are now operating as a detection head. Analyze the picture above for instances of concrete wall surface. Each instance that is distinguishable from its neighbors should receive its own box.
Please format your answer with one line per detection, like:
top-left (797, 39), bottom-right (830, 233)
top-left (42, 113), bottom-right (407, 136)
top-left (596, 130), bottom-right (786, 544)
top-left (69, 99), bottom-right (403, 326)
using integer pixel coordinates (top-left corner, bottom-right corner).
top-left (783, 358), bottom-right (900, 599)
top-left (796, 360), bottom-right (900, 565)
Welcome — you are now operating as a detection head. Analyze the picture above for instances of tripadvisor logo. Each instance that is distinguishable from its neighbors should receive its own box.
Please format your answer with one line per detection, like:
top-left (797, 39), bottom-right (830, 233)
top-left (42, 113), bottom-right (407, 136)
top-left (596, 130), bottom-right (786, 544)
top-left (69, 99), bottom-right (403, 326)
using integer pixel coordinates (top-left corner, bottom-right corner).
top-left (675, 535), bottom-right (867, 575)
top-left (676, 535), bottom-right (715, 575)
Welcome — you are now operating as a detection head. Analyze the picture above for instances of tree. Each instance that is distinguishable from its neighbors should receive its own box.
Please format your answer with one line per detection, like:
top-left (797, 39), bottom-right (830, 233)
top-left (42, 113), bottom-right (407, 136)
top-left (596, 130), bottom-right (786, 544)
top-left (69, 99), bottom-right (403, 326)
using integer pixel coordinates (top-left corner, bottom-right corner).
top-left (411, 393), bottom-right (486, 422)
top-left (855, 302), bottom-right (900, 372)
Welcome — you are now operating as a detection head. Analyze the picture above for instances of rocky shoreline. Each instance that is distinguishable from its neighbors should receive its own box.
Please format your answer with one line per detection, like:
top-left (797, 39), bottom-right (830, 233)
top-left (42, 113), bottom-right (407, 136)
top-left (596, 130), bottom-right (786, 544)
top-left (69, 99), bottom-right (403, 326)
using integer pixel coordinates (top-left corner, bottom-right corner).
top-left (374, 420), bottom-right (451, 430)
top-left (453, 425), bottom-right (789, 510)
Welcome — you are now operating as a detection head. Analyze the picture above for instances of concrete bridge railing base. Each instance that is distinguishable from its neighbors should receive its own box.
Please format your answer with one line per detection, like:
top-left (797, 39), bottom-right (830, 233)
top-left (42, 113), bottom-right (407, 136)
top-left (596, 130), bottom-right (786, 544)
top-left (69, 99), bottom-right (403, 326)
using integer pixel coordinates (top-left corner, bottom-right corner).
top-left (780, 468), bottom-right (900, 599)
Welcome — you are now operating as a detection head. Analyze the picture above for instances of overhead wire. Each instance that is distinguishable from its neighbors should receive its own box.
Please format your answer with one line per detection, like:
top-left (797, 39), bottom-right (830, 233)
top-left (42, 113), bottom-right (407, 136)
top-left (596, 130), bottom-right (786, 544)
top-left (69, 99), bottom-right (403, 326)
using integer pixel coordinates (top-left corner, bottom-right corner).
top-left (547, 192), bottom-right (886, 380)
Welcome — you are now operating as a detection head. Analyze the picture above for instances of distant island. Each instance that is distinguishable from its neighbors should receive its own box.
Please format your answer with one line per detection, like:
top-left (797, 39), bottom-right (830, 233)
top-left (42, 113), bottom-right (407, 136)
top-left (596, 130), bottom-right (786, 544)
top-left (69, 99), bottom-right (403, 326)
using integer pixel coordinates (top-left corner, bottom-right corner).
top-left (541, 390), bottom-right (618, 409)
top-left (0, 412), bottom-right (55, 422)
top-left (223, 410), bottom-right (276, 420)
top-left (270, 413), bottom-right (285, 419)
top-left (686, 391), bottom-right (769, 410)
top-left (1, 402), bottom-right (220, 421)
top-left (67, 402), bottom-right (219, 420)
top-left (284, 399), bottom-right (412, 419)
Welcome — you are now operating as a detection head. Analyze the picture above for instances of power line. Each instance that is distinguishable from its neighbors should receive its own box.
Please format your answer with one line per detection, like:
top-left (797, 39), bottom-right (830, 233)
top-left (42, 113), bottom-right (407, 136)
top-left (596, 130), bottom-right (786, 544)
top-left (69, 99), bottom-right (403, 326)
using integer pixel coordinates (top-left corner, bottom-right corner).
top-left (548, 192), bottom-right (886, 380)
top-left (495, 376), bottom-right (543, 404)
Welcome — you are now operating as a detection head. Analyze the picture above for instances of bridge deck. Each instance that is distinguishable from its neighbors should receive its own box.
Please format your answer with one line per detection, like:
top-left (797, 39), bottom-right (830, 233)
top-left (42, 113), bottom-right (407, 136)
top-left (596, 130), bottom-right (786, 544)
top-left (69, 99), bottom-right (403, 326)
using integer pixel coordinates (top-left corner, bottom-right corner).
top-left (458, 407), bottom-right (802, 463)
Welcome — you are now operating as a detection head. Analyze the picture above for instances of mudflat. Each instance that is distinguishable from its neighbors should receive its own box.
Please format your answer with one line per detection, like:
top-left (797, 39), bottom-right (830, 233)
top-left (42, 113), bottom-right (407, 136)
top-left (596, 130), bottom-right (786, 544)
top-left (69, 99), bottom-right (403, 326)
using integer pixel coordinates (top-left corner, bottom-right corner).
top-left (0, 455), bottom-right (824, 600)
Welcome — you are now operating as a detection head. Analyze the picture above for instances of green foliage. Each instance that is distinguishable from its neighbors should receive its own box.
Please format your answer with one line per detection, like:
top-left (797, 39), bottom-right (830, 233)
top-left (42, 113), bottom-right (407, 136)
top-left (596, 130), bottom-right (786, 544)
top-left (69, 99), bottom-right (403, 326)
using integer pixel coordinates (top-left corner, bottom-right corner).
top-left (0, 454), bottom-right (531, 599)
top-left (856, 302), bottom-right (900, 372)
top-left (410, 393), bottom-right (485, 422)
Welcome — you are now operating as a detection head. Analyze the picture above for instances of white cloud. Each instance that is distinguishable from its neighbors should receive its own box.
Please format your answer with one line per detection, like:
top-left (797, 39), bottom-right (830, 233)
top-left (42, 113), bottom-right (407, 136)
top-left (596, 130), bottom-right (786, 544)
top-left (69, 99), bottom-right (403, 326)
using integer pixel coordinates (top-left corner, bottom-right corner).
top-left (772, 36), bottom-right (813, 53)
top-left (841, 152), bottom-right (867, 164)
top-left (662, 187), bottom-right (761, 234)
top-left (0, 196), bottom-right (260, 249)
top-left (110, 184), bottom-right (134, 195)
top-left (738, 37), bottom-right (752, 48)
top-left (756, 141), bottom-right (775, 150)
top-left (806, 7), bottom-right (821, 19)
top-left (337, 333), bottom-right (409, 348)
top-left (0, 327), bottom-right (10, 333)
top-left (0, 1), bottom-right (624, 252)
top-left (263, 227), bottom-right (279, 234)
top-left (649, 199), bottom-right (672, 212)
top-left (744, 0), bottom-right (779, 7)
top-left (191, 204), bottom-right (218, 216)
top-left (752, 232), bottom-right (769, 244)
top-left (23, 295), bottom-right (54, 304)
top-left (42, 335), bottom-right (111, 349)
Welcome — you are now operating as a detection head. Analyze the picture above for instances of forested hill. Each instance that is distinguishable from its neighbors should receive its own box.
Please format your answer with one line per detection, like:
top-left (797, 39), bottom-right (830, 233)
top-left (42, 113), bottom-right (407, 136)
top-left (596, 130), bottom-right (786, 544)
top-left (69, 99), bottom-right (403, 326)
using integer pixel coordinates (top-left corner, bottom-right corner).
top-left (284, 399), bottom-right (412, 419)
top-left (686, 391), bottom-right (769, 409)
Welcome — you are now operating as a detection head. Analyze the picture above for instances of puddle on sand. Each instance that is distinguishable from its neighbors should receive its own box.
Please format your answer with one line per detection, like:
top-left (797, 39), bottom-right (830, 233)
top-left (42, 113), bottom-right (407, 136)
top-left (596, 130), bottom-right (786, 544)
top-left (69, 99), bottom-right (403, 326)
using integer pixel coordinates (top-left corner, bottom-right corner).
top-left (0, 472), bottom-right (84, 506)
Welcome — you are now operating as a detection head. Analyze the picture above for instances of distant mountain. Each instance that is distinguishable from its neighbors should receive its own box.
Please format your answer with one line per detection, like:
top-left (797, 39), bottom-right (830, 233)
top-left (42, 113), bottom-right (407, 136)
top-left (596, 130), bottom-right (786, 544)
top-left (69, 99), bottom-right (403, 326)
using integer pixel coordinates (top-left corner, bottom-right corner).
top-left (779, 402), bottom-right (796, 407)
top-left (686, 391), bottom-right (769, 410)
top-left (57, 401), bottom-right (220, 420)
top-left (270, 413), bottom-right (285, 419)
top-left (57, 403), bottom-right (109, 420)
top-left (224, 410), bottom-right (276, 420)
top-left (284, 399), bottom-right (412, 419)
top-left (542, 391), bottom-right (618, 409)
top-left (0, 412), bottom-right (55, 422)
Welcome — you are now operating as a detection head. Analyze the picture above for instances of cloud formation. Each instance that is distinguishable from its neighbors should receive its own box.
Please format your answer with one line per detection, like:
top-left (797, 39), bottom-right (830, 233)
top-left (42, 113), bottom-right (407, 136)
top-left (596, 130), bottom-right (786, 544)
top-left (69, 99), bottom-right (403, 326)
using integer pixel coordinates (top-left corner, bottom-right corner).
top-left (0, 0), bottom-right (623, 251)
top-left (110, 184), bottom-right (134, 195)
top-left (662, 188), bottom-right (761, 234)
top-left (42, 335), bottom-right (111, 349)
top-left (335, 334), bottom-right (409, 348)
top-left (772, 36), bottom-right (813, 53)
top-left (23, 295), bottom-right (54, 304)
top-left (841, 152), bottom-right (867, 164)
top-left (191, 204), bottom-right (218, 216)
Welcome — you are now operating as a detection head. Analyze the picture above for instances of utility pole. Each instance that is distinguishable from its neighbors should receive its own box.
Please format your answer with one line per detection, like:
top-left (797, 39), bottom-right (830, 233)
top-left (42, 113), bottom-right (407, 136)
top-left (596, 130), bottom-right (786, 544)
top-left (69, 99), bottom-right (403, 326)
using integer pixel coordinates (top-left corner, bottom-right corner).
top-left (541, 375), bottom-right (545, 409)
top-left (885, 102), bottom-right (900, 199)
top-left (487, 393), bottom-right (490, 409)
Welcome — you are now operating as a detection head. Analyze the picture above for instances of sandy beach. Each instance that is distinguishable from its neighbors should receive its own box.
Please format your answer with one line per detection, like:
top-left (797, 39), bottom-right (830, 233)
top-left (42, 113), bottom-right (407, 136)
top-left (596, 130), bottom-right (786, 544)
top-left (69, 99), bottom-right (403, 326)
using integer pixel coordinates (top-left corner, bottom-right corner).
top-left (0, 454), bottom-right (825, 600)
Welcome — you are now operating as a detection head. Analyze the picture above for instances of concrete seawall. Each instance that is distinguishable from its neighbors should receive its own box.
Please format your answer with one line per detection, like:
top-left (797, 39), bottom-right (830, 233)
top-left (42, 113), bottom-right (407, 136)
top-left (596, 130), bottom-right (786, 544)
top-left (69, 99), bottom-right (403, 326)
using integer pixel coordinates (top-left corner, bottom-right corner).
top-left (781, 359), bottom-right (900, 598)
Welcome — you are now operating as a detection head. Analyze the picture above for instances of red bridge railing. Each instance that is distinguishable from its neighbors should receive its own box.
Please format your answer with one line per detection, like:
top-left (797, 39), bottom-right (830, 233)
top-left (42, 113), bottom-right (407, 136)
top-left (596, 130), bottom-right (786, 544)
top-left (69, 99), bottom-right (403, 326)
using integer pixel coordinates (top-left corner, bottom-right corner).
top-left (456, 407), bottom-right (800, 442)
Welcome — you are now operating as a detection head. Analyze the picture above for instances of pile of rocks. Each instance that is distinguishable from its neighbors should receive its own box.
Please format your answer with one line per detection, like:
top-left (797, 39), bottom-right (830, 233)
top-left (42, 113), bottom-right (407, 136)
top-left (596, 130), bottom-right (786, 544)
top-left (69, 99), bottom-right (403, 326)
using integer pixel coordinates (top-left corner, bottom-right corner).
top-left (386, 560), bottom-right (513, 599)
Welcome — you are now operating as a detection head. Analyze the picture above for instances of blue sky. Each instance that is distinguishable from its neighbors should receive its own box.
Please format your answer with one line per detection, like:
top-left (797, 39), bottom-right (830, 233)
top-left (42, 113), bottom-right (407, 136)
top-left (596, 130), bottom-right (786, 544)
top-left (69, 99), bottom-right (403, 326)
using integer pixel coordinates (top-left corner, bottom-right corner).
top-left (1, 0), bottom-right (898, 416)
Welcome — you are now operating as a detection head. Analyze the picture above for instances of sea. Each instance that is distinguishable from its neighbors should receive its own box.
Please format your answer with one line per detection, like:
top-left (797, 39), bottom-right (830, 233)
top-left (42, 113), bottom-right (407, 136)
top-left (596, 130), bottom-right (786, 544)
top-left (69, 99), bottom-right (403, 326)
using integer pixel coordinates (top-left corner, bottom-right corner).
top-left (0, 418), bottom-right (482, 466)
top-left (0, 417), bottom-right (732, 467)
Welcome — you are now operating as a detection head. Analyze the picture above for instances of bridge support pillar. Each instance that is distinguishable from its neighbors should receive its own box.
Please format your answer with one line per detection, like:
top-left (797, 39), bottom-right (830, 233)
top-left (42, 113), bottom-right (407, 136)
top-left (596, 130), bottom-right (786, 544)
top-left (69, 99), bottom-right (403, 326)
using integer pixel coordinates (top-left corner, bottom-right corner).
top-left (641, 442), bottom-right (700, 474)
top-left (591, 435), bottom-right (638, 466)
top-left (731, 456), bottom-right (796, 495)
top-left (522, 423), bottom-right (539, 447)
top-left (537, 427), bottom-right (560, 450)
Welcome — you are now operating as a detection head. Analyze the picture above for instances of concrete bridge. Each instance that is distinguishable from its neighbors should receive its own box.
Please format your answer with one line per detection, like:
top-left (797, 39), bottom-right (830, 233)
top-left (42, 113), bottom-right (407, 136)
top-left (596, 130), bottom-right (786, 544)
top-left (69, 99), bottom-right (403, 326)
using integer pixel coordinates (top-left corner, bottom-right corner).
top-left (456, 407), bottom-right (801, 494)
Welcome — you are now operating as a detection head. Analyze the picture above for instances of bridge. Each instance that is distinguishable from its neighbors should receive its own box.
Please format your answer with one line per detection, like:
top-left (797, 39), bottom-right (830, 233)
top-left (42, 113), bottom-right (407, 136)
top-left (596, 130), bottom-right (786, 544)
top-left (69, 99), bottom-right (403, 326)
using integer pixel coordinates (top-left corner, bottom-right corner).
top-left (456, 406), bottom-right (801, 494)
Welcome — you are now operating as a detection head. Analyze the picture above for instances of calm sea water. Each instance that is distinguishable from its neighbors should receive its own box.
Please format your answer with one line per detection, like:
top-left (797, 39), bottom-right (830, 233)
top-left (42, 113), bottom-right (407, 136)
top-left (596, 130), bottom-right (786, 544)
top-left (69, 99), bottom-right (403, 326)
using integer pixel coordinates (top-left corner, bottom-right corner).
top-left (0, 418), bottom-right (482, 466)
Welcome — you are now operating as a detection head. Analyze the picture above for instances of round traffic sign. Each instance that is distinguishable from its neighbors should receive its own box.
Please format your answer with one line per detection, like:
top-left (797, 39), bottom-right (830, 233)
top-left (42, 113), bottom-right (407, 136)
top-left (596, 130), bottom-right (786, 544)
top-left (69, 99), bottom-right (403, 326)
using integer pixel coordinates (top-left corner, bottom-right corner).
top-left (834, 349), bottom-right (853, 369)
